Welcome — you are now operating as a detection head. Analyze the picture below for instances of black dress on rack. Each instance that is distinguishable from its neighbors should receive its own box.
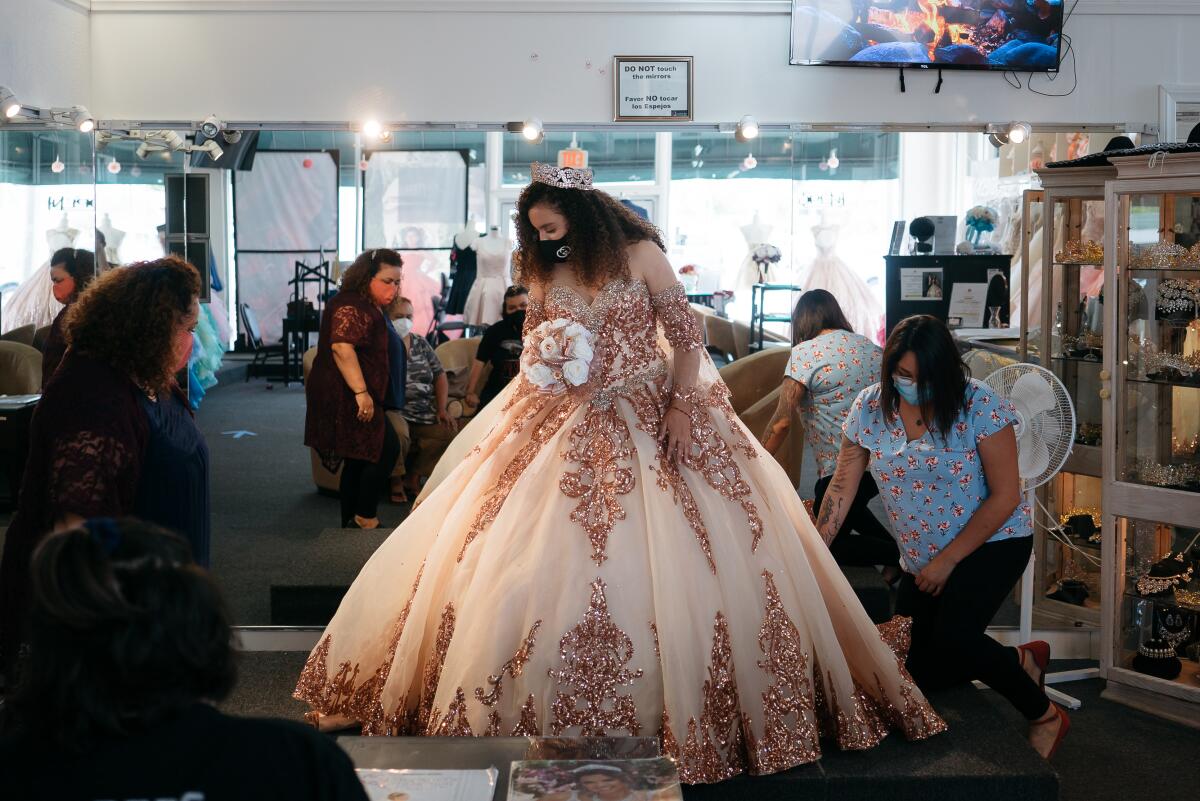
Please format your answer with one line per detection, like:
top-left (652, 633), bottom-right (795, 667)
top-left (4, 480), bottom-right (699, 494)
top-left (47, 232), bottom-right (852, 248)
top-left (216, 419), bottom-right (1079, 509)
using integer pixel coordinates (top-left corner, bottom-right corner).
top-left (446, 243), bottom-right (477, 315)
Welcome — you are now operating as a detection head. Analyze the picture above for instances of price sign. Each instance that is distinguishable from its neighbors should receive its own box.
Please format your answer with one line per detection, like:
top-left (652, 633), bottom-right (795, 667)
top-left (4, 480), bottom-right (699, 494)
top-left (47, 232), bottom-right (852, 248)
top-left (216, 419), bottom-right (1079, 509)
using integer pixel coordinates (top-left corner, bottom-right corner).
top-left (613, 56), bottom-right (693, 122)
top-left (558, 148), bottom-right (588, 169)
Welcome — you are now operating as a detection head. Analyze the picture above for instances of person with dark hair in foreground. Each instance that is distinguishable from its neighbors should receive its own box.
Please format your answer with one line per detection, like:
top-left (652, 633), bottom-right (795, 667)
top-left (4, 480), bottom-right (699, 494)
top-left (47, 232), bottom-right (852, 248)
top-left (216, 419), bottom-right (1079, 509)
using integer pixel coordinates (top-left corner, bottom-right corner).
top-left (0, 518), bottom-right (368, 801)
top-left (815, 314), bottom-right (1069, 759)
top-left (0, 256), bottom-right (209, 679)
top-left (762, 289), bottom-right (900, 580)
top-left (41, 246), bottom-right (97, 387)
top-left (306, 248), bottom-right (404, 528)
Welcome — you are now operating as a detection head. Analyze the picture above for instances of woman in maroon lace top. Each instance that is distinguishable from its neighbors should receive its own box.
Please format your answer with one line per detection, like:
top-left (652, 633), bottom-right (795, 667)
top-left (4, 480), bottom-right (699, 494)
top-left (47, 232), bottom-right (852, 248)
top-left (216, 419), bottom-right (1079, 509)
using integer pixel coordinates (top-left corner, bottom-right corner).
top-left (305, 249), bottom-right (403, 529)
top-left (41, 247), bottom-right (97, 388)
top-left (0, 256), bottom-right (204, 681)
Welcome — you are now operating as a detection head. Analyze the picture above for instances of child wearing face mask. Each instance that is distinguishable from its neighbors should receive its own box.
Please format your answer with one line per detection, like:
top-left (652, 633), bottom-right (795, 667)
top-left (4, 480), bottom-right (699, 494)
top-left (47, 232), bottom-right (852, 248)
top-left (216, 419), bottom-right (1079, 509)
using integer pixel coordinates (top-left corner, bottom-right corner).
top-left (42, 247), bottom-right (97, 387)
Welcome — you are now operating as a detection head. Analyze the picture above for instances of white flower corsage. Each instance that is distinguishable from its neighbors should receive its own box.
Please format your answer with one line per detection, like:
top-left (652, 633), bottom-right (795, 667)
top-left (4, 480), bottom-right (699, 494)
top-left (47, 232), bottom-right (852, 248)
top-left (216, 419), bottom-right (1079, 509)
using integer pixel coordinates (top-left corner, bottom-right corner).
top-left (521, 318), bottom-right (596, 394)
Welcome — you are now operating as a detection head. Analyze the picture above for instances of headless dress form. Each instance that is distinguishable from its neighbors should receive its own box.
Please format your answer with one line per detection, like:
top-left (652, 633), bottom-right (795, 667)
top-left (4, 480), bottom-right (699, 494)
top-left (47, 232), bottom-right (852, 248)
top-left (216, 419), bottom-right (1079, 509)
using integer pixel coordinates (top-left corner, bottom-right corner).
top-left (802, 220), bottom-right (883, 343)
top-left (3, 217), bottom-right (77, 333)
top-left (98, 213), bottom-right (126, 265)
top-left (447, 228), bottom-right (480, 316)
top-left (463, 231), bottom-right (510, 326)
top-left (735, 213), bottom-right (773, 297)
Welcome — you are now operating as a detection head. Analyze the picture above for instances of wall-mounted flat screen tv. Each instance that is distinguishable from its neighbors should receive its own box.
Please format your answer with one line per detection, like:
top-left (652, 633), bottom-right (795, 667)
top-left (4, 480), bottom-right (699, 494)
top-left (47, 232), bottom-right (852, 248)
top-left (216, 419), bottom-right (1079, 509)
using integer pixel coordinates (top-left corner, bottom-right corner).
top-left (790, 0), bottom-right (1064, 71)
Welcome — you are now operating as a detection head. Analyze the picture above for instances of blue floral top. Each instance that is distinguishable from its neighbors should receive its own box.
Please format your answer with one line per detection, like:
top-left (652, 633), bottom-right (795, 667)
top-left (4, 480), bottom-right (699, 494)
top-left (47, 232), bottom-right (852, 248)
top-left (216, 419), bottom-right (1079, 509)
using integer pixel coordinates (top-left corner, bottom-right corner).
top-left (842, 378), bottom-right (1033, 573)
top-left (785, 330), bottom-right (882, 479)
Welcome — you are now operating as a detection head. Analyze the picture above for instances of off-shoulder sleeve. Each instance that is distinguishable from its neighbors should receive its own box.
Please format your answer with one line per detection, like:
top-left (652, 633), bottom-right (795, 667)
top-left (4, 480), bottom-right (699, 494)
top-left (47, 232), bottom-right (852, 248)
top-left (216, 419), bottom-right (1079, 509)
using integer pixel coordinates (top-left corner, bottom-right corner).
top-left (331, 304), bottom-right (372, 347)
top-left (651, 282), bottom-right (703, 353)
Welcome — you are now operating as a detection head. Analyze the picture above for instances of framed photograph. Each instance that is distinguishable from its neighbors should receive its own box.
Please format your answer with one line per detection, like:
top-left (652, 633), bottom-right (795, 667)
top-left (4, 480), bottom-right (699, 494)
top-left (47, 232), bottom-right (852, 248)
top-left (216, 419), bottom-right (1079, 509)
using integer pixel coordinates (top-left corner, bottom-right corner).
top-left (613, 56), bottom-right (693, 122)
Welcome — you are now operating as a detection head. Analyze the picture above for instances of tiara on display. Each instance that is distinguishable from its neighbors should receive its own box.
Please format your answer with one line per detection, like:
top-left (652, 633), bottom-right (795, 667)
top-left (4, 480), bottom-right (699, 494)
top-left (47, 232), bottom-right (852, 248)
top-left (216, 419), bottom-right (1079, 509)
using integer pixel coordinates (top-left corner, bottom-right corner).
top-left (532, 162), bottom-right (594, 191)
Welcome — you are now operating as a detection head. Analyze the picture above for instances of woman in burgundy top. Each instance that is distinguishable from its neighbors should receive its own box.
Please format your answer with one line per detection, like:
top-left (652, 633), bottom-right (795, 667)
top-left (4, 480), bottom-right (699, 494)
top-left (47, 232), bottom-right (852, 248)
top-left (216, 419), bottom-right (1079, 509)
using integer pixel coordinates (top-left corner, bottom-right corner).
top-left (41, 247), bottom-right (97, 388)
top-left (1, 256), bottom-right (205, 681)
top-left (305, 249), bottom-right (403, 529)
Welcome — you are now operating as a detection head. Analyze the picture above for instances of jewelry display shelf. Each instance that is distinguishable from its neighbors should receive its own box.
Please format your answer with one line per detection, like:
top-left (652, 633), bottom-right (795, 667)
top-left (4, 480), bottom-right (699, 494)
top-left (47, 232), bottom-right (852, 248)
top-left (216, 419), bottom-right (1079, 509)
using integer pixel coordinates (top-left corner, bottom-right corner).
top-left (1099, 150), bottom-right (1200, 726)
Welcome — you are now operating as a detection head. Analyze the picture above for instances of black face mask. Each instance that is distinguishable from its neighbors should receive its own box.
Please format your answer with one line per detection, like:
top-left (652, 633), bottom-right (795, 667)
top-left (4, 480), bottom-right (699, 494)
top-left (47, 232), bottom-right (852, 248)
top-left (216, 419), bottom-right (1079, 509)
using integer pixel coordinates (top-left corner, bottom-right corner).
top-left (538, 236), bottom-right (572, 264)
top-left (505, 309), bottom-right (527, 330)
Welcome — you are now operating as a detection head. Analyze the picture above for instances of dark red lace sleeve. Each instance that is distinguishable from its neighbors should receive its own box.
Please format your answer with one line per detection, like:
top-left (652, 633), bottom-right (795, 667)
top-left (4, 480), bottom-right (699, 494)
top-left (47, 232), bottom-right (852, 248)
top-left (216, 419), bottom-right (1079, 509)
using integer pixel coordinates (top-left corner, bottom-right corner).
top-left (331, 304), bottom-right (371, 347)
top-left (651, 282), bottom-right (704, 353)
top-left (47, 429), bottom-right (140, 520)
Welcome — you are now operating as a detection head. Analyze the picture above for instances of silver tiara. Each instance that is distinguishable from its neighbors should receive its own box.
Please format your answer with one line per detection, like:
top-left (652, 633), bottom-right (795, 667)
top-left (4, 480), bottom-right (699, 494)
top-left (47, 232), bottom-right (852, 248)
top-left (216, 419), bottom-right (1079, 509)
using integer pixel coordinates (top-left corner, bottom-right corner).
top-left (531, 162), bottom-right (594, 191)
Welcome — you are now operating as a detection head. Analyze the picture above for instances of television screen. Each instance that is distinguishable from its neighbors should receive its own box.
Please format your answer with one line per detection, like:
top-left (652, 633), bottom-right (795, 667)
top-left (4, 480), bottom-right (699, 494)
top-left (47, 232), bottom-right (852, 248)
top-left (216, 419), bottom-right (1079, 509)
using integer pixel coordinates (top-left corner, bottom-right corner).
top-left (790, 0), bottom-right (1064, 71)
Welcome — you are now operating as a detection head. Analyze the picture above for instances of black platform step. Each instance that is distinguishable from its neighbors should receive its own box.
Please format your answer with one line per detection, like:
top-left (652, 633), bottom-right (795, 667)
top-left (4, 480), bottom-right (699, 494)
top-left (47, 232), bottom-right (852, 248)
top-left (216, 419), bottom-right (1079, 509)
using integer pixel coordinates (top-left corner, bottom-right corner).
top-left (684, 684), bottom-right (1058, 801)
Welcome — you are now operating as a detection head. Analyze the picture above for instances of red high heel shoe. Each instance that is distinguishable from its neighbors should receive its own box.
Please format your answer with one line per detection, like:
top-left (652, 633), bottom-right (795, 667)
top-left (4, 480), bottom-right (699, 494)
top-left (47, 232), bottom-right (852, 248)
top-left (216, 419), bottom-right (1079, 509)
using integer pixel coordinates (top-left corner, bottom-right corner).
top-left (1017, 640), bottom-right (1051, 690)
top-left (1031, 703), bottom-right (1071, 759)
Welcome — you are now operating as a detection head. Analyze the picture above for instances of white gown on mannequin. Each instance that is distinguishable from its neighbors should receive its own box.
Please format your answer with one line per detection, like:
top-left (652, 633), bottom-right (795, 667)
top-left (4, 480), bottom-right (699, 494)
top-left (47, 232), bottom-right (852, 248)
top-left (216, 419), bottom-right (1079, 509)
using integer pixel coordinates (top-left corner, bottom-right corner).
top-left (464, 234), bottom-right (511, 326)
top-left (3, 222), bottom-right (77, 333)
top-left (801, 223), bottom-right (882, 343)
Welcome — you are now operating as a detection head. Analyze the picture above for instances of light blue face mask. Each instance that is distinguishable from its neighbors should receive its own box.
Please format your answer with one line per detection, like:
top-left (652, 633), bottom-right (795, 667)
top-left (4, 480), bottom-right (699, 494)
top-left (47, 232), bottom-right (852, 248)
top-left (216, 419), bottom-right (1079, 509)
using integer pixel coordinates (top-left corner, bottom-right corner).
top-left (892, 375), bottom-right (926, 406)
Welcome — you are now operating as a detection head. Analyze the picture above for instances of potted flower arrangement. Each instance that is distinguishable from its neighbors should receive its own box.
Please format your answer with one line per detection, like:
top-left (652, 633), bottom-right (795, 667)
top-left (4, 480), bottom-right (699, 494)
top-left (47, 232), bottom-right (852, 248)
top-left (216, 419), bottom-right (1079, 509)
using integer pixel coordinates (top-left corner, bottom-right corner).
top-left (677, 264), bottom-right (701, 292)
top-left (964, 206), bottom-right (999, 250)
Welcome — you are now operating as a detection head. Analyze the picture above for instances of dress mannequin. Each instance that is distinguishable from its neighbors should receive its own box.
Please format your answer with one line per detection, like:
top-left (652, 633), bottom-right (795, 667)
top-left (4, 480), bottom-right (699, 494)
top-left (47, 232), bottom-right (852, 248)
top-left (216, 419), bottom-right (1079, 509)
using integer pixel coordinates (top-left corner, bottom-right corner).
top-left (97, 213), bottom-right (126, 265)
top-left (802, 215), bottom-right (883, 342)
top-left (463, 226), bottom-right (510, 326)
top-left (3, 216), bottom-right (79, 332)
top-left (735, 212), bottom-right (773, 297)
top-left (447, 223), bottom-right (481, 316)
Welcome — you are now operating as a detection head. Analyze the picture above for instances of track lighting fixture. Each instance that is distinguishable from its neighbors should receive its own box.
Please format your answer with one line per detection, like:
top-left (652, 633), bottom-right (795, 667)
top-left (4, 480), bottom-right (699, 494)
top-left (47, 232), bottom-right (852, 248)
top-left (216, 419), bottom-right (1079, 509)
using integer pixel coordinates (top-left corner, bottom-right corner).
top-left (1008, 121), bottom-right (1031, 144)
top-left (0, 86), bottom-right (19, 119)
top-left (199, 114), bottom-right (225, 139)
top-left (362, 119), bottom-right (383, 139)
top-left (71, 106), bottom-right (94, 133)
top-left (735, 115), bottom-right (759, 143)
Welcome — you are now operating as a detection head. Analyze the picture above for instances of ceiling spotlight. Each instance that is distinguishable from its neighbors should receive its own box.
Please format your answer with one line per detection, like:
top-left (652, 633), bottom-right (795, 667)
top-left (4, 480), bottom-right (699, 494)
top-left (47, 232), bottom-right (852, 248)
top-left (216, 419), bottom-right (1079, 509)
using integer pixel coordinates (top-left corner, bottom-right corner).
top-left (379, 129), bottom-right (393, 143)
top-left (735, 115), bottom-right (759, 143)
top-left (987, 132), bottom-right (1008, 149)
top-left (199, 114), bottom-right (225, 139)
top-left (197, 138), bottom-right (224, 162)
top-left (362, 119), bottom-right (382, 139)
top-left (71, 106), bottom-right (94, 133)
top-left (1008, 122), bottom-right (1032, 144)
top-left (50, 156), bottom-right (65, 174)
top-left (0, 86), bottom-right (19, 119)
top-left (221, 129), bottom-right (243, 144)
top-left (522, 117), bottom-right (544, 143)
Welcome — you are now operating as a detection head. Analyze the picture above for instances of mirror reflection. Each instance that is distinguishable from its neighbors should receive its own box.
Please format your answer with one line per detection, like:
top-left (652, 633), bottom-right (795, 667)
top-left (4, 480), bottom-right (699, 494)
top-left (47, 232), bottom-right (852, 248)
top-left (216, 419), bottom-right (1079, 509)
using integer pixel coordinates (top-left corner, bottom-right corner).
top-left (0, 126), bottom-right (1139, 634)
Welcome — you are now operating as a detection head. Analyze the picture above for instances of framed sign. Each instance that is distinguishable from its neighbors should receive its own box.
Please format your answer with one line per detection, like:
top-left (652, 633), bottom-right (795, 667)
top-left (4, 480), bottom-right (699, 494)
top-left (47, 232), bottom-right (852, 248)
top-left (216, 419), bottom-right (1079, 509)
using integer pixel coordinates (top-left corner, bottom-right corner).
top-left (613, 56), bottom-right (693, 122)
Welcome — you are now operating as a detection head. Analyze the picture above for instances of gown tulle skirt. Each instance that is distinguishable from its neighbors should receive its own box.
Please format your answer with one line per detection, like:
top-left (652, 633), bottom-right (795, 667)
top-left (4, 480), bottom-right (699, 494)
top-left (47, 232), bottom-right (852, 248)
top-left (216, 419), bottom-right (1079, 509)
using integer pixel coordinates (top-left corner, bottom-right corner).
top-left (296, 283), bottom-right (944, 783)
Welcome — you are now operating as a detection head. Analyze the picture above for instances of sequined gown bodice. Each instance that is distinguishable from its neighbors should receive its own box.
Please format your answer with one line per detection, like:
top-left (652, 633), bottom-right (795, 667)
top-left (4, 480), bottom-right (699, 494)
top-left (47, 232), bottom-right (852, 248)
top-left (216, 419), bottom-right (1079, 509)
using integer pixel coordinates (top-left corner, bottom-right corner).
top-left (296, 274), bottom-right (944, 784)
top-left (542, 279), bottom-right (666, 395)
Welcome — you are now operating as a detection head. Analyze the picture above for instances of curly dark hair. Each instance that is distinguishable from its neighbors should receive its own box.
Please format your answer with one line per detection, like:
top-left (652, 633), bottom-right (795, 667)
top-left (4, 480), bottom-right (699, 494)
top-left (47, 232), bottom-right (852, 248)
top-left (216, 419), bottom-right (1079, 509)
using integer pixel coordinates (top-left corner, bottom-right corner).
top-left (340, 248), bottom-right (404, 297)
top-left (515, 183), bottom-right (664, 288)
top-left (2, 518), bottom-right (237, 752)
top-left (64, 256), bottom-right (200, 394)
top-left (50, 247), bottom-right (97, 301)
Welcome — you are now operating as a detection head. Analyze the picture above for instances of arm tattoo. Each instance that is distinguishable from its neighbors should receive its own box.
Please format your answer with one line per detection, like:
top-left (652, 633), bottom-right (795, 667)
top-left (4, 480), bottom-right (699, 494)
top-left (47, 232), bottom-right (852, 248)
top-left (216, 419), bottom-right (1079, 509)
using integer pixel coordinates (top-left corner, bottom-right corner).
top-left (814, 440), bottom-right (869, 544)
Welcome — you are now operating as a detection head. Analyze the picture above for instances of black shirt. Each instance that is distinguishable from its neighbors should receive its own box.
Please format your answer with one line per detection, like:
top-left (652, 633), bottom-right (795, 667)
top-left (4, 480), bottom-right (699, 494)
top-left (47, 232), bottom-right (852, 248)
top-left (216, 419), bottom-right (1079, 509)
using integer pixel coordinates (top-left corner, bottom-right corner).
top-left (475, 315), bottom-right (524, 407)
top-left (0, 703), bottom-right (369, 801)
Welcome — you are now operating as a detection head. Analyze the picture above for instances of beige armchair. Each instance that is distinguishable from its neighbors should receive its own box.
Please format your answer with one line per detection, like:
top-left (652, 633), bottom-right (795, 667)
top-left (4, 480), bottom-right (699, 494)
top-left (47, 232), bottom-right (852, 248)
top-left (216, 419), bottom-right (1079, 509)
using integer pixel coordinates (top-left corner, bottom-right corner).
top-left (717, 346), bottom-right (804, 489)
top-left (0, 342), bottom-right (43, 395)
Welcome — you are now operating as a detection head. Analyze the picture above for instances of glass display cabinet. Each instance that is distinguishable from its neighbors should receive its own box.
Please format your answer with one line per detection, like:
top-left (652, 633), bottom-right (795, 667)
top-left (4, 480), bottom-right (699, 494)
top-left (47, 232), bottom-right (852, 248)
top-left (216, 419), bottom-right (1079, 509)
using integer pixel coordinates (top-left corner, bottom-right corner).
top-left (1101, 152), bottom-right (1200, 725)
top-left (1030, 163), bottom-right (1115, 628)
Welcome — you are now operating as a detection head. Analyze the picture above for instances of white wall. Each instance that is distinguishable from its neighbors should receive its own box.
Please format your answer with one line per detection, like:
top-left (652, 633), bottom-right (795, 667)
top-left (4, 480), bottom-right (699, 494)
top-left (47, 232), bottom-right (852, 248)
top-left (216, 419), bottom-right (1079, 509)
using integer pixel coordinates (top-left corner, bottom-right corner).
top-left (0, 0), bottom-right (91, 109)
top-left (85, 0), bottom-right (1198, 127)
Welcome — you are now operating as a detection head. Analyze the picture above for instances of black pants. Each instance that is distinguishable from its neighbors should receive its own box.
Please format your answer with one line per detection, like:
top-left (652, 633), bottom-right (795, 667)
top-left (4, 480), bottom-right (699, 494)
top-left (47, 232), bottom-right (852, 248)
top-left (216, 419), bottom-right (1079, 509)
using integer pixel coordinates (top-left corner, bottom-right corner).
top-left (896, 535), bottom-right (1050, 720)
top-left (339, 422), bottom-right (401, 526)
top-left (813, 474), bottom-right (901, 568)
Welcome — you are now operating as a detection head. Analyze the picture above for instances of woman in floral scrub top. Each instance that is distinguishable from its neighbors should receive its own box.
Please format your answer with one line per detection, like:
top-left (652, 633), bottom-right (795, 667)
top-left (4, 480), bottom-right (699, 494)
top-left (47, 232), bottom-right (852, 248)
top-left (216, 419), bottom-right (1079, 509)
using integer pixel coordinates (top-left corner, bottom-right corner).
top-left (763, 290), bottom-right (899, 580)
top-left (815, 315), bottom-right (1070, 761)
